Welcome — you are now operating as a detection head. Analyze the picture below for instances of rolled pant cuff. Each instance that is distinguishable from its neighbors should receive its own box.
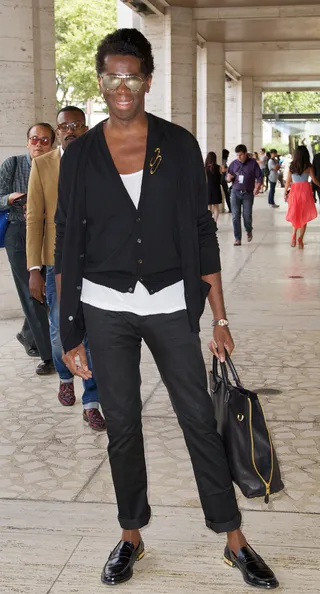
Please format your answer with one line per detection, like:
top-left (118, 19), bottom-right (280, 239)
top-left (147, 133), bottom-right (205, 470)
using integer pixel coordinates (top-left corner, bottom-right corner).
top-left (118, 509), bottom-right (151, 530)
top-left (205, 511), bottom-right (242, 534)
top-left (83, 402), bottom-right (99, 410)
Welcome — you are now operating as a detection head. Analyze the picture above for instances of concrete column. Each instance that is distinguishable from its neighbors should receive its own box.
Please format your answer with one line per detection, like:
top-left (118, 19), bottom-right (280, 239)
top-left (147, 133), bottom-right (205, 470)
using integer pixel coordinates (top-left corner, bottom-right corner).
top-left (117, 0), bottom-right (141, 29)
top-left (225, 79), bottom-right (242, 158)
top-left (253, 87), bottom-right (263, 152)
top-left (241, 76), bottom-right (254, 151)
top-left (0, 0), bottom-right (56, 161)
top-left (197, 42), bottom-right (225, 160)
top-left (197, 45), bottom-right (207, 156)
top-left (142, 8), bottom-right (197, 134)
top-left (206, 43), bottom-right (225, 162)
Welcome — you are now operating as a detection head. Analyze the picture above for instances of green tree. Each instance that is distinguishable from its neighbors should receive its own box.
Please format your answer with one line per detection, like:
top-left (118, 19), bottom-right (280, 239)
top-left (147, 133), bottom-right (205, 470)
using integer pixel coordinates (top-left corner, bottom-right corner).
top-left (55, 0), bottom-right (117, 107)
top-left (263, 91), bottom-right (320, 114)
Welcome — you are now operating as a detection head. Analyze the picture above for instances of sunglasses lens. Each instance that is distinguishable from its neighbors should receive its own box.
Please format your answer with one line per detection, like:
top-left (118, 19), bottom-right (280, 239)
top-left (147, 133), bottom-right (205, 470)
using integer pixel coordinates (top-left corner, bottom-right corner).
top-left (125, 76), bottom-right (144, 92)
top-left (41, 138), bottom-right (50, 145)
top-left (102, 75), bottom-right (122, 91)
top-left (59, 123), bottom-right (70, 131)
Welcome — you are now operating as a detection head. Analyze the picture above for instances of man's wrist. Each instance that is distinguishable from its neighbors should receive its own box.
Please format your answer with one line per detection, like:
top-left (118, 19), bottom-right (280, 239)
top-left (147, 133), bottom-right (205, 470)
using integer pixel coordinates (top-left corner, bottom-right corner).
top-left (29, 266), bottom-right (42, 272)
top-left (212, 319), bottom-right (229, 328)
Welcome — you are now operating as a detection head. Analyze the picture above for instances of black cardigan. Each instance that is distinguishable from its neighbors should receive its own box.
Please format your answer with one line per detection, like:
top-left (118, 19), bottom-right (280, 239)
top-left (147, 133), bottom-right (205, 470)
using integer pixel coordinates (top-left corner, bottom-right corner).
top-left (55, 113), bottom-right (221, 352)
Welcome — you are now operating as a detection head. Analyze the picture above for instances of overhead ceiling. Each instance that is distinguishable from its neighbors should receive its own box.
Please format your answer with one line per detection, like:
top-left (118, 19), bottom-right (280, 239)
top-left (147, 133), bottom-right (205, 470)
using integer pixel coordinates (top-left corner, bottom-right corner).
top-left (136, 0), bottom-right (320, 87)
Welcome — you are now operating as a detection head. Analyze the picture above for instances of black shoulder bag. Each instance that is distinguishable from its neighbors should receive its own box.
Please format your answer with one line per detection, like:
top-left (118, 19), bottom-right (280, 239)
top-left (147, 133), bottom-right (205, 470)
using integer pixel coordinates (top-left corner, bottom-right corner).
top-left (209, 354), bottom-right (284, 503)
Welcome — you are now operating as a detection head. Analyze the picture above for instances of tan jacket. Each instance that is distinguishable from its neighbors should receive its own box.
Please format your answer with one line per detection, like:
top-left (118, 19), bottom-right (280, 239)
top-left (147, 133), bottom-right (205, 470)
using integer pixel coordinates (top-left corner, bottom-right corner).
top-left (26, 148), bottom-right (60, 269)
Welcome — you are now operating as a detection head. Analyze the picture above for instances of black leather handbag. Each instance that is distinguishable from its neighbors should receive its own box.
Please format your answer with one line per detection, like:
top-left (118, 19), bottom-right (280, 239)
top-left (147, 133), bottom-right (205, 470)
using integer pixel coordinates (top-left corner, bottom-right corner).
top-left (209, 354), bottom-right (284, 503)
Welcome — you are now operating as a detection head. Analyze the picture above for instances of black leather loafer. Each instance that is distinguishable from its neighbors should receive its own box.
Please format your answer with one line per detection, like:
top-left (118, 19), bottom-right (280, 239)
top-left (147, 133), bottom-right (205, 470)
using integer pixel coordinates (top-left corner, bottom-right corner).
top-left (224, 544), bottom-right (279, 589)
top-left (36, 360), bottom-right (56, 376)
top-left (101, 540), bottom-right (144, 586)
top-left (16, 333), bottom-right (39, 358)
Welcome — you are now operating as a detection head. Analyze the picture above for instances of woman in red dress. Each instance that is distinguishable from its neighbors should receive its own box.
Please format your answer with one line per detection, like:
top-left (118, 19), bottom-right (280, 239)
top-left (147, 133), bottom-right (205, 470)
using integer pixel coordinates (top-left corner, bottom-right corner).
top-left (284, 146), bottom-right (320, 248)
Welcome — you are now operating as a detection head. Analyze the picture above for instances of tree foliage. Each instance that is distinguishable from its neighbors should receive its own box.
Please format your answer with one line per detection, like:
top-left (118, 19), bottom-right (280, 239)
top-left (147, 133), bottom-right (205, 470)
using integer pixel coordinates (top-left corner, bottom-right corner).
top-left (263, 92), bottom-right (320, 114)
top-left (55, 0), bottom-right (117, 107)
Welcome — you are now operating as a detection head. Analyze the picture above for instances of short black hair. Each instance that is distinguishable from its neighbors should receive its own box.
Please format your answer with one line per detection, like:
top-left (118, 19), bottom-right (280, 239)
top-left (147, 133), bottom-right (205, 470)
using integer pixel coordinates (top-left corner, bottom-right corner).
top-left (260, 148), bottom-right (266, 152)
top-left (222, 149), bottom-right (229, 160)
top-left (270, 148), bottom-right (277, 154)
top-left (27, 123), bottom-right (56, 145)
top-left (57, 106), bottom-right (86, 120)
top-left (235, 144), bottom-right (247, 153)
top-left (96, 28), bottom-right (155, 77)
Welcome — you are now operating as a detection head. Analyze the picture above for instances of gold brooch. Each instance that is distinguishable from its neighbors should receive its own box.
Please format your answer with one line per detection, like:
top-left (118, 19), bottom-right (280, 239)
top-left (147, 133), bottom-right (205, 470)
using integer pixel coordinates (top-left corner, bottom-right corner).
top-left (150, 148), bottom-right (162, 175)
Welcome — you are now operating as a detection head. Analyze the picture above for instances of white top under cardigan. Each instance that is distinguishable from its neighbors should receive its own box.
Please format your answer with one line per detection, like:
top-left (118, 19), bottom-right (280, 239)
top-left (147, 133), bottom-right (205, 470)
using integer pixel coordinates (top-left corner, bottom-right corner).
top-left (80, 170), bottom-right (187, 315)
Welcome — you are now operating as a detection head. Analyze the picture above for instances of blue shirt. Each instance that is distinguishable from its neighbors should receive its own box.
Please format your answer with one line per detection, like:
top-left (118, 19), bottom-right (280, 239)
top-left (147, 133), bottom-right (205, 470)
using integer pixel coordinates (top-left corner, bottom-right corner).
top-left (228, 157), bottom-right (263, 192)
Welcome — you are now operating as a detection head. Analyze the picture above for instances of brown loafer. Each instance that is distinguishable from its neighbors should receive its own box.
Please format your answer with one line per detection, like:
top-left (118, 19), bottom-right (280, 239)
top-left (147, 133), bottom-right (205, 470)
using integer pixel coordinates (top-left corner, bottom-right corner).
top-left (247, 232), bottom-right (253, 242)
top-left (234, 240), bottom-right (241, 246)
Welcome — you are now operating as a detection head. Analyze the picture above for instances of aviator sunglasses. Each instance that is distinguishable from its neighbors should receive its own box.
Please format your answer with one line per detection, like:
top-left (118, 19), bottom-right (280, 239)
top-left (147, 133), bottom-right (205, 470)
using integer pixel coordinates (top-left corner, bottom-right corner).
top-left (28, 135), bottom-right (51, 146)
top-left (57, 121), bottom-right (86, 132)
top-left (100, 73), bottom-right (146, 93)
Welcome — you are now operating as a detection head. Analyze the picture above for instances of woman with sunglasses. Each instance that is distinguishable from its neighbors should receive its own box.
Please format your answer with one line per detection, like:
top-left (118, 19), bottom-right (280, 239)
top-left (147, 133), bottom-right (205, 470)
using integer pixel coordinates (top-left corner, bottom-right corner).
top-left (0, 123), bottom-right (55, 374)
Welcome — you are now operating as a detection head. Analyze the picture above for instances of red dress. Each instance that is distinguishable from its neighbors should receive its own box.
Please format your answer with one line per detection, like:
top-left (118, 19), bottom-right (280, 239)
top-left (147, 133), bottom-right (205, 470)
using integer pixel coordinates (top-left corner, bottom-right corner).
top-left (286, 173), bottom-right (317, 228)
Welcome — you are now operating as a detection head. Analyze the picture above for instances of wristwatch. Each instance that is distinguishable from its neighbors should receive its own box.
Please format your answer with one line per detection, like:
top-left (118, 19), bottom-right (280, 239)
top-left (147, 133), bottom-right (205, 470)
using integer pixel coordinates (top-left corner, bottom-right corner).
top-left (212, 319), bottom-right (229, 328)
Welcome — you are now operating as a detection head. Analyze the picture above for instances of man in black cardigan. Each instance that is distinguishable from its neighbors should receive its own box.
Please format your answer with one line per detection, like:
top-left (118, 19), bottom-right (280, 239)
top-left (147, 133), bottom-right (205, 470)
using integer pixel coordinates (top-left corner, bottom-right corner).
top-left (55, 28), bottom-right (278, 590)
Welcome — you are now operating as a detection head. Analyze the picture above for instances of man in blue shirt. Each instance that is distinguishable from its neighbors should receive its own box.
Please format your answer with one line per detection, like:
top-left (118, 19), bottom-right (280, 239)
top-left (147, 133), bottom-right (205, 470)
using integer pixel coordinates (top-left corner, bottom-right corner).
top-left (227, 144), bottom-right (263, 246)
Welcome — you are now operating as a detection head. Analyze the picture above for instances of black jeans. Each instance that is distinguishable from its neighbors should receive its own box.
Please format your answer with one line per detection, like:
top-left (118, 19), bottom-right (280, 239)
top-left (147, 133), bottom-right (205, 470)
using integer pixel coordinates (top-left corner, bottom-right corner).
top-left (5, 222), bottom-right (52, 361)
top-left (83, 305), bottom-right (241, 534)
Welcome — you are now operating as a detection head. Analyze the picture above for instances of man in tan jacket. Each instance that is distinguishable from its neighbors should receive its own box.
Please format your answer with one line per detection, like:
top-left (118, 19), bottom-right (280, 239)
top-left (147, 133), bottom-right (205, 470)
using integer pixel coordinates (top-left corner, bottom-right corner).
top-left (26, 106), bottom-right (105, 431)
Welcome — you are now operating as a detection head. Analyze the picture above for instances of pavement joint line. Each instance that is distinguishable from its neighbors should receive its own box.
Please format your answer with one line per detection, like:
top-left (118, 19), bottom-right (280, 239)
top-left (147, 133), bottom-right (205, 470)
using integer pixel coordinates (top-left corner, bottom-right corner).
top-left (45, 534), bottom-right (83, 594)
top-left (73, 455), bottom-right (108, 502)
top-left (2, 497), bottom-right (319, 516)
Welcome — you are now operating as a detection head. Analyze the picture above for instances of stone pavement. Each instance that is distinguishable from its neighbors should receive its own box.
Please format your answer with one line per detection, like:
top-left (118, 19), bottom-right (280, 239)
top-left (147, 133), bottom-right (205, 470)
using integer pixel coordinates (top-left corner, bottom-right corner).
top-left (0, 191), bottom-right (319, 593)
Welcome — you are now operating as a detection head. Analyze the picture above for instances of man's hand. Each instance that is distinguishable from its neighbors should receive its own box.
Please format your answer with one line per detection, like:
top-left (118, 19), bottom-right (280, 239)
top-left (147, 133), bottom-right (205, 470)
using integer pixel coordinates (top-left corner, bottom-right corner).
top-left (226, 173), bottom-right (234, 183)
top-left (62, 343), bottom-right (92, 380)
top-left (29, 270), bottom-right (45, 303)
top-left (8, 192), bottom-right (25, 205)
top-left (208, 326), bottom-right (235, 363)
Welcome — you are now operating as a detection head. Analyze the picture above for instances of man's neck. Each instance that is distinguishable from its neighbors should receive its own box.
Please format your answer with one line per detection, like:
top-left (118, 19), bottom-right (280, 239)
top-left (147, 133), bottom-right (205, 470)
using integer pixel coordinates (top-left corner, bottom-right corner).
top-left (106, 111), bottom-right (148, 135)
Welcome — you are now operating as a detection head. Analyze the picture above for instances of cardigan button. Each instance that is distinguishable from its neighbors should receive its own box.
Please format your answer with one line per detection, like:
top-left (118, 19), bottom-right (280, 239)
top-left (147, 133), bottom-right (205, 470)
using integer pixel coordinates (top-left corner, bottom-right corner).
top-left (128, 287), bottom-right (133, 293)
top-left (138, 259), bottom-right (143, 264)
top-left (136, 217), bottom-right (141, 223)
top-left (137, 238), bottom-right (142, 244)
top-left (68, 316), bottom-right (73, 321)
top-left (76, 286), bottom-right (82, 291)
top-left (80, 254), bottom-right (84, 258)
top-left (82, 219), bottom-right (86, 225)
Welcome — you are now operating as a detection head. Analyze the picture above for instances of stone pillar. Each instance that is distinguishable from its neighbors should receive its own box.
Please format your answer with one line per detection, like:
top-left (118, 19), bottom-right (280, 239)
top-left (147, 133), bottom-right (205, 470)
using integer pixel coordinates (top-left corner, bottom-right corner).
top-left (253, 87), bottom-right (263, 152)
top-left (117, 0), bottom-right (141, 29)
top-left (142, 8), bottom-right (197, 134)
top-left (225, 79), bottom-right (242, 158)
top-left (197, 42), bottom-right (225, 160)
top-left (206, 43), bottom-right (225, 162)
top-left (0, 0), bottom-right (56, 162)
top-left (241, 76), bottom-right (254, 151)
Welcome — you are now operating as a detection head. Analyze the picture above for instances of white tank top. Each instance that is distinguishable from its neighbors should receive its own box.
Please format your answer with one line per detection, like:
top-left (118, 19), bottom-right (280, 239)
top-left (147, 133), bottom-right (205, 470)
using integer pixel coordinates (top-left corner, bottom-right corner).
top-left (80, 170), bottom-right (186, 315)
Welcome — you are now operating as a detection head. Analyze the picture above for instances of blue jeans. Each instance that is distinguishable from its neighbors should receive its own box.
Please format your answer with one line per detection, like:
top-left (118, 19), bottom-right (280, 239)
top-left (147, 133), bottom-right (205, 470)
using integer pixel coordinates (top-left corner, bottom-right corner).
top-left (230, 190), bottom-right (254, 241)
top-left (268, 181), bottom-right (276, 205)
top-left (46, 266), bottom-right (99, 409)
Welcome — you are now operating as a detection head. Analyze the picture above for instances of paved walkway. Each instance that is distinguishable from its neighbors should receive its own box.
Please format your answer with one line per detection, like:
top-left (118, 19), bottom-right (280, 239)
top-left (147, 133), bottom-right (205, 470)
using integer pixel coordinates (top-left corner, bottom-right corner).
top-left (0, 191), bottom-right (319, 593)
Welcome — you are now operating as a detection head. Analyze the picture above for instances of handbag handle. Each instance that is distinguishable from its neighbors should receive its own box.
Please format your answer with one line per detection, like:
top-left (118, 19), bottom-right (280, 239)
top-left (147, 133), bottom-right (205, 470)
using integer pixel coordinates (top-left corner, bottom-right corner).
top-left (211, 351), bottom-right (242, 392)
top-left (225, 351), bottom-right (242, 387)
top-left (212, 356), bottom-right (231, 402)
